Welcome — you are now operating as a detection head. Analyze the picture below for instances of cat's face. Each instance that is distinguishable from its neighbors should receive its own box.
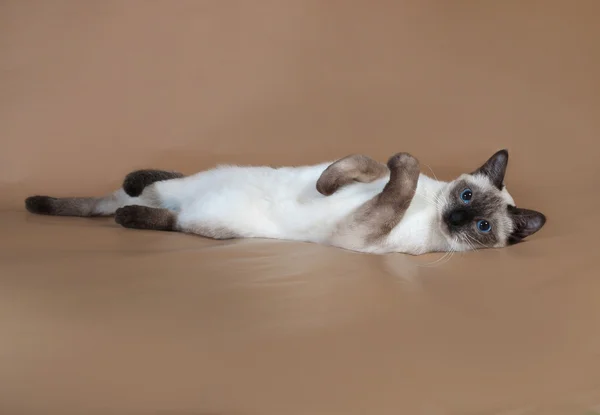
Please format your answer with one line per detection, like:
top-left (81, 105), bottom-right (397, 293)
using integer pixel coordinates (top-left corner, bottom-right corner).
top-left (438, 150), bottom-right (546, 251)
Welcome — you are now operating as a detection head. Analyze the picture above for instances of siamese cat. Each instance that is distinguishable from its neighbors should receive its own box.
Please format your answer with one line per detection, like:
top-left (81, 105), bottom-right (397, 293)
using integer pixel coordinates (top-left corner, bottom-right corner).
top-left (25, 150), bottom-right (546, 255)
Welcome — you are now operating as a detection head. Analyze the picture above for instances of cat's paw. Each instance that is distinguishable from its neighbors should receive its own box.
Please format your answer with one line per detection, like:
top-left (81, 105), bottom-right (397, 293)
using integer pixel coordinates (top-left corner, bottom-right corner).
top-left (123, 169), bottom-right (183, 197)
top-left (25, 195), bottom-right (56, 215)
top-left (387, 152), bottom-right (420, 173)
top-left (115, 205), bottom-right (175, 231)
top-left (115, 205), bottom-right (152, 229)
top-left (316, 177), bottom-right (343, 196)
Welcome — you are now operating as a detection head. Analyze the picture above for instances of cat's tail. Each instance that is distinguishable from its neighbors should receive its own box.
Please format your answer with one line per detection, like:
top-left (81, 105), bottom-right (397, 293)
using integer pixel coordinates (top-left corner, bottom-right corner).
top-left (25, 189), bottom-right (134, 217)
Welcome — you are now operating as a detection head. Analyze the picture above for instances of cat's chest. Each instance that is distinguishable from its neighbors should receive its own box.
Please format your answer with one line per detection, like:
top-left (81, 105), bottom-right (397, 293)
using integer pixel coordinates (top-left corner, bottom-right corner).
top-left (384, 194), bottom-right (440, 252)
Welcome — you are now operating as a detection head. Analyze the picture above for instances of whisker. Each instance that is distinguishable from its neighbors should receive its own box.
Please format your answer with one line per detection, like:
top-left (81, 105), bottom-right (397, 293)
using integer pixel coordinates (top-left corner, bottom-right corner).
top-left (434, 249), bottom-right (455, 267)
top-left (413, 189), bottom-right (437, 204)
top-left (462, 235), bottom-right (477, 252)
top-left (464, 233), bottom-right (489, 250)
top-left (419, 251), bottom-right (450, 267)
top-left (418, 236), bottom-right (458, 268)
top-left (423, 163), bottom-right (440, 182)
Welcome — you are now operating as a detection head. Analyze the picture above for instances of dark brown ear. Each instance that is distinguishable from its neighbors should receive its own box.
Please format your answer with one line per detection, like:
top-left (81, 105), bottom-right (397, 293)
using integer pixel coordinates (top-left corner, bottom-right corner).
top-left (472, 149), bottom-right (509, 189)
top-left (507, 206), bottom-right (547, 244)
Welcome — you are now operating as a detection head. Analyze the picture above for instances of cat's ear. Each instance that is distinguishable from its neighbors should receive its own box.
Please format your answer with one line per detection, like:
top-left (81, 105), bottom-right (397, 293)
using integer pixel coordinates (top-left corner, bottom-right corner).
top-left (472, 149), bottom-right (509, 189)
top-left (507, 206), bottom-right (547, 244)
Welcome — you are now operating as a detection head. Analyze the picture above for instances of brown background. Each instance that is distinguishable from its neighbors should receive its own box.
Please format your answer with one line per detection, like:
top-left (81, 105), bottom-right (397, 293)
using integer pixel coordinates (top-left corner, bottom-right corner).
top-left (1, 1), bottom-right (599, 414)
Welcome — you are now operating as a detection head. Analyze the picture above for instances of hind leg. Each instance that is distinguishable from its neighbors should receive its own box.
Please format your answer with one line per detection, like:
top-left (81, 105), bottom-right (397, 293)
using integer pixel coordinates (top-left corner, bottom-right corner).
top-left (122, 169), bottom-right (184, 197)
top-left (115, 205), bottom-right (177, 231)
top-left (115, 205), bottom-right (238, 239)
top-left (25, 169), bottom-right (183, 217)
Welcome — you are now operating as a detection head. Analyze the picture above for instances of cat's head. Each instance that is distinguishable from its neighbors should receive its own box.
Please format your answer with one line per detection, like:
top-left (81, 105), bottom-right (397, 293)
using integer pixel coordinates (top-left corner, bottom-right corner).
top-left (438, 149), bottom-right (546, 251)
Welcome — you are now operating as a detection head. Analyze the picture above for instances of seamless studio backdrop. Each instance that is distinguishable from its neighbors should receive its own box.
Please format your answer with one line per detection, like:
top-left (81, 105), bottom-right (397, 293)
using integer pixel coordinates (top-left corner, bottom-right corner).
top-left (1, 1), bottom-right (599, 415)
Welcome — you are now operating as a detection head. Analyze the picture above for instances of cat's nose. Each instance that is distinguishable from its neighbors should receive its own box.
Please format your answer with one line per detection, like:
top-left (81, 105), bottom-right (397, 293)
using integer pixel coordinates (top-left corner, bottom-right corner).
top-left (446, 209), bottom-right (470, 227)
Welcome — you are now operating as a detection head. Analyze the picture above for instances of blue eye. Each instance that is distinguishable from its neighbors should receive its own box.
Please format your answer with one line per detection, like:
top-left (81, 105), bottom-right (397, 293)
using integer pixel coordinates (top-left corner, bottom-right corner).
top-left (460, 188), bottom-right (473, 203)
top-left (477, 220), bottom-right (491, 233)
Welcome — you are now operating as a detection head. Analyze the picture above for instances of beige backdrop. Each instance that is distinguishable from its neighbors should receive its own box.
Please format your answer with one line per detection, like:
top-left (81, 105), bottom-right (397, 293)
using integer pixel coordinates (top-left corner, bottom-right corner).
top-left (1, 1), bottom-right (599, 415)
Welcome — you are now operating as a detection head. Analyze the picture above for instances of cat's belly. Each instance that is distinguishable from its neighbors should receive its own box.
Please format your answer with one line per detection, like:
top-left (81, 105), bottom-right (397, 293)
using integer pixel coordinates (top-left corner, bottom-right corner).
top-left (170, 163), bottom-right (334, 239)
top-left (162, 165), bottom-right (439, 248)
top-left (173, 165), bottom-right (385, 241)
top-left (275, 177), bottom-right (390, 242)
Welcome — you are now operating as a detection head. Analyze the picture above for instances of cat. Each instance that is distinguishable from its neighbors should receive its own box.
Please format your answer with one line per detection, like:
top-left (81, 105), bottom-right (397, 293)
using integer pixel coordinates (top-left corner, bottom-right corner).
top-left (24, 149), bottom-right (546, 255)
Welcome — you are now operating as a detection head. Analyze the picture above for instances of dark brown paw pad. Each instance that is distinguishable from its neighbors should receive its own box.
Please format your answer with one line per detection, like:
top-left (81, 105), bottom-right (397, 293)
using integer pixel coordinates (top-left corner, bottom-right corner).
top-left (122, 170), bottom-right (183, 197)
top-left (25, 196), bottom-right (56, 215)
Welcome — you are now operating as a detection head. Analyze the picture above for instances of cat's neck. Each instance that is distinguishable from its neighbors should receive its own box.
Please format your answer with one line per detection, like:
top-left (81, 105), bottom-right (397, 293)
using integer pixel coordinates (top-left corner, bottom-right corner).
top-left (417, 174), bottom-right (449, 201)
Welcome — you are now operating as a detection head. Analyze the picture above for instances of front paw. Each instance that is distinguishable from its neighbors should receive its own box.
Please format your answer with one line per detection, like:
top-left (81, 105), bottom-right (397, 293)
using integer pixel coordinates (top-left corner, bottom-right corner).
top-left (316, 177), bottom-right (342, 196)
top-left (387, 152), bottom-right (420, 175)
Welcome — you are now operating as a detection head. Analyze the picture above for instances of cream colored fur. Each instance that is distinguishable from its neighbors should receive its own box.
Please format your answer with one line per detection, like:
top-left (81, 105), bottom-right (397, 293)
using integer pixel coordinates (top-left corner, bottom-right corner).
top-left (105, 162), bottom-right (500, 254)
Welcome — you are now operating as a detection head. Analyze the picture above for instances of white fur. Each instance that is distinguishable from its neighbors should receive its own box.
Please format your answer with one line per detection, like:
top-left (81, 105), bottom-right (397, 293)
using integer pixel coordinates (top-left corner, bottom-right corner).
top-left (128, 162), bottom-right (458, 255)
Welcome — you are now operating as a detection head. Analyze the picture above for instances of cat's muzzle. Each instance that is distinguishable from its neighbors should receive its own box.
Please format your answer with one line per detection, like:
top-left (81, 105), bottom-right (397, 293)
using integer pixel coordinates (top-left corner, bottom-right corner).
top-left (444, 208), bottom-right (473, 231)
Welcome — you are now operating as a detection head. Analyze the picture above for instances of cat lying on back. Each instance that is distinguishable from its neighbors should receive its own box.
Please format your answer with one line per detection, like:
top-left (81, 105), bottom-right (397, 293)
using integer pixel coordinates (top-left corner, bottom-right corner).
top-left (25, 150), bottom-right (546, 255)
